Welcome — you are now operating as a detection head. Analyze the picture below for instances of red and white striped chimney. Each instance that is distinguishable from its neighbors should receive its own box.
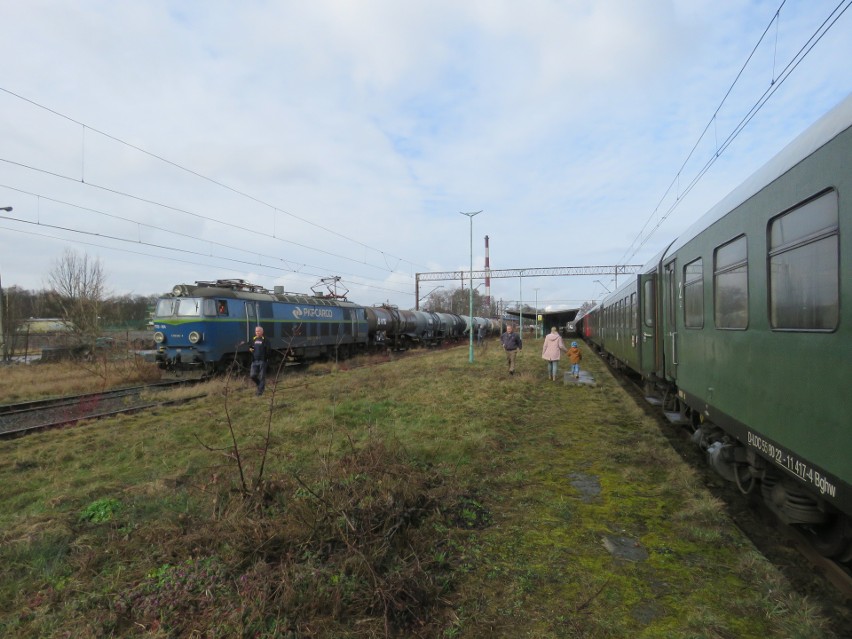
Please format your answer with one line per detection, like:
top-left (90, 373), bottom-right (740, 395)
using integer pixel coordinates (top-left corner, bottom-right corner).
top-left (484, 235), bottom-right (491, 303)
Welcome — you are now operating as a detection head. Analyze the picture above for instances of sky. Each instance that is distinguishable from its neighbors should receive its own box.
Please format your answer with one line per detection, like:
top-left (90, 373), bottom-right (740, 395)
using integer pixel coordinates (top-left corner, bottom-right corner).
top-left (1, 0), bottom-right (851, 312)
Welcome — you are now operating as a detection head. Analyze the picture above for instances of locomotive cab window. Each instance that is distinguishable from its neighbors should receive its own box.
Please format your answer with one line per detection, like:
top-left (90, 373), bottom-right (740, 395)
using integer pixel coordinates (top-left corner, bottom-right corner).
top-left (768, 190), bottom-right (839, 330)
top-left (216, 300), bottom-right (229, 316)
top-left (683, 258), bottom-right (704, 328)
top-left (176, 298), bottom-right (203, 317)
top-left (714, 236), bottom-right (748, 329)
top-left (155, 299), bottom-right (176, 317)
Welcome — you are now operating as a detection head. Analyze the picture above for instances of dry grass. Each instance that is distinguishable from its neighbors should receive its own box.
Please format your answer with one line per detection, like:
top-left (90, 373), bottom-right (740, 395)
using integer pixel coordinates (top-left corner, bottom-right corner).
top-left (0, 355), bottom-right (160, 403)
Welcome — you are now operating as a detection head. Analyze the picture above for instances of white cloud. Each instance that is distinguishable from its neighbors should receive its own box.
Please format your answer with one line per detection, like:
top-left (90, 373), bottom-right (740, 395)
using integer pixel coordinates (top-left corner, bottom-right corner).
top-left (1, 0), bottom-right (850, 310)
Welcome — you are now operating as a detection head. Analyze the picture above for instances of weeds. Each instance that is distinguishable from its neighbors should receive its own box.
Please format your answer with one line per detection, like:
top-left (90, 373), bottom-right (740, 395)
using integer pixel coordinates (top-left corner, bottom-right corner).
top-left (78, 498), bottom-right (122, 524)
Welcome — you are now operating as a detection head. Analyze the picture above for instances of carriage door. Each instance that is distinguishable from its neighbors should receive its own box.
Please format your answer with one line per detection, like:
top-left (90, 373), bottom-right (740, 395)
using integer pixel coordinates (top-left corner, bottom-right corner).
top-left (663, 260), bottom-right (678, 381)
top-left (245, 302), bottom-right (257, 343)
top-left (638, 273), bottom-right (656, 374)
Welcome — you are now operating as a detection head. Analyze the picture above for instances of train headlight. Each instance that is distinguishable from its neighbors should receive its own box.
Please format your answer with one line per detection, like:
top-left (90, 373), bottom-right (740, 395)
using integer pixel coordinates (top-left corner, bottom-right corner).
top-left (153, 331), bottom-right (165, 344)
top-left (188, 331), bottom-right (201, 344)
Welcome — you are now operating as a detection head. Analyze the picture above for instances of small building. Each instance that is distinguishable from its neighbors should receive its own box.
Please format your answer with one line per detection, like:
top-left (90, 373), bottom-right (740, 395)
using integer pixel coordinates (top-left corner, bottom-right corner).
top-left (18, 318), bottom-right (74, 334)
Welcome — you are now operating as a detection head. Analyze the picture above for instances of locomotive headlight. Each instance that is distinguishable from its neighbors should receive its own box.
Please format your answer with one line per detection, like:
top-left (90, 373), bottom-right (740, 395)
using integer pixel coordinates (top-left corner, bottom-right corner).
top-left (188, 331), bottom-right (202, 344)
top-left (153, 331), bottom-right (165, 344)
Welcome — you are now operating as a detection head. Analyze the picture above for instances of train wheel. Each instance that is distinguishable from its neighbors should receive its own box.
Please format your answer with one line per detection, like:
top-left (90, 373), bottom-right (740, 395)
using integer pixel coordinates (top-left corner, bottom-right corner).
top-left (806, 515), bottom-right (852, 559)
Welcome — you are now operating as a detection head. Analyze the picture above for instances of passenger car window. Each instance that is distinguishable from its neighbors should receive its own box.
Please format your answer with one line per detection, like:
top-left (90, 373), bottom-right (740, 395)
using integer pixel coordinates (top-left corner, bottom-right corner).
top-left (714, 236), bottom-right (748, 329)
top-left (768, 191), bottom-right (838, 330)
top-left (643, 279), bottom-right (655, 327)
top-left (684, 258), bottom-right (703, 329)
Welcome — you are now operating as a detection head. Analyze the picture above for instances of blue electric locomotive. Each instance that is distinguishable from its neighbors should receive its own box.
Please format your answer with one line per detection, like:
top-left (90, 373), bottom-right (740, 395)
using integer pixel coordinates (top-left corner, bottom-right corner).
top-left (152, 280), bottom-right (369, 375)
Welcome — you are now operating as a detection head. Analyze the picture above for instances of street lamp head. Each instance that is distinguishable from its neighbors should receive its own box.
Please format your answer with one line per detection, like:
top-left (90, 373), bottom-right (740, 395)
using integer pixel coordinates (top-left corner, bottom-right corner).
top-left (0, 207), bottom-right (12, 212)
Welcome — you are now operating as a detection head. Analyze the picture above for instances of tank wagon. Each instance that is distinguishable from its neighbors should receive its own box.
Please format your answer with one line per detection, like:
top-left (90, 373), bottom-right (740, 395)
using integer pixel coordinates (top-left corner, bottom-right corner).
top-left (578, 94), bottom-right (852, 560)
top-left (151, 279), bottom-right (499, 375)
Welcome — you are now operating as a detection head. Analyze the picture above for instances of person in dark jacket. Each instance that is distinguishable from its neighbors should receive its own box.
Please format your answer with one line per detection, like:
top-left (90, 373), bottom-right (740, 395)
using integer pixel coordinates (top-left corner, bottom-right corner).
top-left (500, 323), bottom-right (522, 375)
top-left (249, 326), bottom-right (270, 396)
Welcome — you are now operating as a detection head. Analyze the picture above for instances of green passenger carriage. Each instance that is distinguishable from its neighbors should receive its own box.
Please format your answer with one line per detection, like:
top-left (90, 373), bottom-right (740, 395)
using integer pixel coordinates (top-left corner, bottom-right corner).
top-left (584, 93), bottom-right (852, 559)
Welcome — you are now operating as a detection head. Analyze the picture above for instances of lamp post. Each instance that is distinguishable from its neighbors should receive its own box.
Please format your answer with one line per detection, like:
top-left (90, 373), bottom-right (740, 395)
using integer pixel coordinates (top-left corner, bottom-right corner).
top-left (534, 288), bottom-right (539, 339)
top-left (0, 206), bottom-right (13, 363)
top-left (518, 271), bottom-right (523, 337)
top-left (460, 210), bottom-right (482, 363)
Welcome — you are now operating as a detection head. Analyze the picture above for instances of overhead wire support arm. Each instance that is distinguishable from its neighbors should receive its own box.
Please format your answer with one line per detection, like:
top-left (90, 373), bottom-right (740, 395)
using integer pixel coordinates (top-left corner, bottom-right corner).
top-left (414, 264), bottom-right (643, 309)
top-left (416, 264), bottom-right (643, 283)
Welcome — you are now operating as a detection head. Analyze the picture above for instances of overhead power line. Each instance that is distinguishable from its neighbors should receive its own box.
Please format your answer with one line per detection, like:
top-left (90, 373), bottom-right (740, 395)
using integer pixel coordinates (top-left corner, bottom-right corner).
top-left (0, 85), bottom-right (430, 274)
top-left (620, 0), bottom-right (852, 264)
top-left (0, 222), bottom-right (413, 297)
top-left (0, 181), bottom-right (411, 283)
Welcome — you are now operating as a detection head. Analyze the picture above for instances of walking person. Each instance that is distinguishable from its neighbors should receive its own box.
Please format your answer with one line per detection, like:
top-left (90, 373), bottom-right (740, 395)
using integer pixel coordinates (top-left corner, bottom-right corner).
top-left (500, 323), bottom-right (522, 375)
top-left (477, 323), bottom-right (485, 348)
top-left (249, 325), bottom-right (270, 396)
top-left (541, 326), bottom-right (567, 381)
top-left (567, 341), bottom-right (583, 379)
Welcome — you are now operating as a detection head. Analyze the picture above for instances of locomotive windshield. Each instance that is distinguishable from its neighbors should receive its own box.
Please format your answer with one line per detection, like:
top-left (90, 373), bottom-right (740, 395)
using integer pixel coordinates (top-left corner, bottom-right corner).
top-left (155, 299), bottom-right (175, 317)
top-left (155, 297), bottom-right (204, 317)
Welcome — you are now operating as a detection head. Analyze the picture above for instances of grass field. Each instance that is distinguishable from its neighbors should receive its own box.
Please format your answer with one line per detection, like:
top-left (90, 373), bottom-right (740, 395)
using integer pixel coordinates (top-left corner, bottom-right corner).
top-left (0, 340), bottom-right (837, 638)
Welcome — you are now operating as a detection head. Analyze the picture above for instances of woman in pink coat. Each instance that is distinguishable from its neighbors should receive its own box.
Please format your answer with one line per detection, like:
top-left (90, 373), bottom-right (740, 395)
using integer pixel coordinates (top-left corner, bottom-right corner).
top-left (541, 326), bottom-right (567, 381)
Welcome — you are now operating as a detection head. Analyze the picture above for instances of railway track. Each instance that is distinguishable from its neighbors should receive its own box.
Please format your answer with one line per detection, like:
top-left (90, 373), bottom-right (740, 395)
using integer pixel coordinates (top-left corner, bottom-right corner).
top-left (0, 381), bottom-right (204, 439)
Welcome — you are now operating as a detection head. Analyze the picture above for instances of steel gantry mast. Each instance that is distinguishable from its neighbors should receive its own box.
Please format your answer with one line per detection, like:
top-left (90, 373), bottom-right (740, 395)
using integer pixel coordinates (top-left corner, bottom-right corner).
top-left (413, 264), bottom-right (642, 310)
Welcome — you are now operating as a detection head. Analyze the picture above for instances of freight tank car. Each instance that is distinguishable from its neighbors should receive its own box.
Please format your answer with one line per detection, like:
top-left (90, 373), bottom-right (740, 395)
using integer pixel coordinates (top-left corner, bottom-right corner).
top-left (581, 94), bottom-right (852, 560)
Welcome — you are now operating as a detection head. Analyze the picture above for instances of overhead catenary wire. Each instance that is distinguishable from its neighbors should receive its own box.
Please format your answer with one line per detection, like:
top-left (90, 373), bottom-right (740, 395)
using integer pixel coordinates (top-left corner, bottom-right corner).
top-left (619, 0), bottom-right (851, 265)
top-left (0, 155), bottom-right (420, 279)
top-left (0, 85), bottom-right (431, 274)
top-left (0, 222), bottom-right (413, 298)
top-left (0, 181), bottom-right (412, 282)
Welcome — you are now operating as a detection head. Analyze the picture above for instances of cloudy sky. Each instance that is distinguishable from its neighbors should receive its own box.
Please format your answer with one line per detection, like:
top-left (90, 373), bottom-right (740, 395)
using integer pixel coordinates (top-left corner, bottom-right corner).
top-left (1, 0), bottom-right (851, 311)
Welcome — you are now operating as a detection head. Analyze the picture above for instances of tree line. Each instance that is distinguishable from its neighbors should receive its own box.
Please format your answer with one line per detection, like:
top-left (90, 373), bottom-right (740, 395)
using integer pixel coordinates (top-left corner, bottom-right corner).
top-left (1, 249), bottom-right (157, 361)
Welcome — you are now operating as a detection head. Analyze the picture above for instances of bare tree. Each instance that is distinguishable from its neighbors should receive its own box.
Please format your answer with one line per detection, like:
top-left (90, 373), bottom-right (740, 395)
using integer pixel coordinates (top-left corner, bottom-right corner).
top-left (46, 249), bottom-right (108, 341)
top-left (423, 287), bottom-right (492, 316)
